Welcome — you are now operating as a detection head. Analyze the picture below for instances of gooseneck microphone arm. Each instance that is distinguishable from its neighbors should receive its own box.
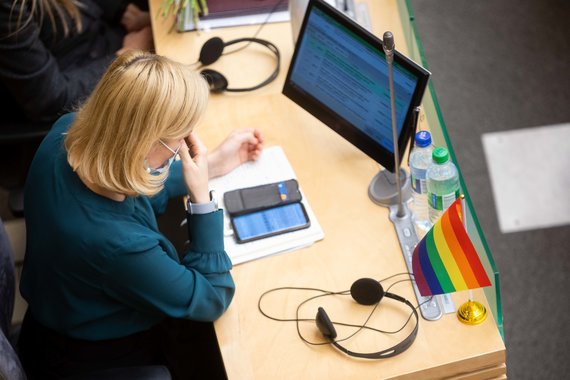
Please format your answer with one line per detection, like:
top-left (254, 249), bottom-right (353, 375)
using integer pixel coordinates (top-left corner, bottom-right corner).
top-left (383, 31), bottom-right (405, 218)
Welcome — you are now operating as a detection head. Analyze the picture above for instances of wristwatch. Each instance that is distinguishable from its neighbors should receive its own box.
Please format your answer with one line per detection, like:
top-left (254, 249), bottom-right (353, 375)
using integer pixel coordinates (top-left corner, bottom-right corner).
top-left (187, 190), bottom-right (218, 215)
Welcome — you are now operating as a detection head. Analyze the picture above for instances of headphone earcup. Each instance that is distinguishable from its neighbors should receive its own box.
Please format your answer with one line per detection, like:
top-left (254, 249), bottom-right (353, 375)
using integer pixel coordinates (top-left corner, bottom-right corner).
top-left (201, 69), bottom-right (229, 93)
top-left (315, 307), bottom-right (337, 340)
top-left (199, 37), bottom-right (225, 65)
top-left (350, 278), bottom-right (384, 305)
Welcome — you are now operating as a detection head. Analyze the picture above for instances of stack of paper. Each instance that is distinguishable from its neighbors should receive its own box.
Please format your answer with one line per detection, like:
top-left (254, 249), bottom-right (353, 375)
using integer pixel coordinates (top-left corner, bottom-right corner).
top-left (178, 0), bottom-right (290, 32)
top-left (209, 146), bottom-right (324, 265)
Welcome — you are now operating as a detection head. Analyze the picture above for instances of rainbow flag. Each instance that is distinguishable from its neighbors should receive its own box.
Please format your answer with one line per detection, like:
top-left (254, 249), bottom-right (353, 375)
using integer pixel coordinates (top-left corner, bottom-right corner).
top-left (412, 197), bottom-right (491, 296)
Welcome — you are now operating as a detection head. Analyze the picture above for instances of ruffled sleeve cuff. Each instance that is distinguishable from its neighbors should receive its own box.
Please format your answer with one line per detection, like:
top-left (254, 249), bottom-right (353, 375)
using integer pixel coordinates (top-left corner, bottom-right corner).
top-left (183, 210), bottom-right (232, 273)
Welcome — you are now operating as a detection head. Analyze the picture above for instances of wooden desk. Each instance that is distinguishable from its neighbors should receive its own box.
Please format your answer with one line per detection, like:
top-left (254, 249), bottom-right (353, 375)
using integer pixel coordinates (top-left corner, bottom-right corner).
top-left (149, 1), bottom-right (506, 379)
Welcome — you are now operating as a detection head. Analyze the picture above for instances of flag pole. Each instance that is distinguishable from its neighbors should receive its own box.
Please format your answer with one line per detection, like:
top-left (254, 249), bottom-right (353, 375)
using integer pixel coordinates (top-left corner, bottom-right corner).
top-left (464, 198), bottom-right (474, 303)
top-left (457, 194), bottom-right (488, 325)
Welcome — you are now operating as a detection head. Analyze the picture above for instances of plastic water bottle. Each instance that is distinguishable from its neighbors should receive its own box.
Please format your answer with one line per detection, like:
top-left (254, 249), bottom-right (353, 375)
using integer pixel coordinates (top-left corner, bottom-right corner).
top-left (409, 131), bottom-right (433, 233)
top-left (426, 147), bottom-right (460, 224)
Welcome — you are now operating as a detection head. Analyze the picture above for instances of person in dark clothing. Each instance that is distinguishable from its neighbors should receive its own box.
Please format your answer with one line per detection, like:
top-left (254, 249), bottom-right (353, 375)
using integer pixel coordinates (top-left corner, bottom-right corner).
top-left (0, 0), bottom-right (153, 123)
top-left (0, 0), bottom-right (153, 212)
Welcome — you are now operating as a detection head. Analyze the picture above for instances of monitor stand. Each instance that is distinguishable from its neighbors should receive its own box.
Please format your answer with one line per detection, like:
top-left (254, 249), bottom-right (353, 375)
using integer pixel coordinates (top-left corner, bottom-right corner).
top-left (368, 168), bottom-right (444, 321)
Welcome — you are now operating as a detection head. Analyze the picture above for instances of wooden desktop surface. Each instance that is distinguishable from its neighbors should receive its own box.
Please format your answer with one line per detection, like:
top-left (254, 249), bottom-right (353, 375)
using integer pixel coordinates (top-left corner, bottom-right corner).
top-left (149, 1), bottom-right (506, 379)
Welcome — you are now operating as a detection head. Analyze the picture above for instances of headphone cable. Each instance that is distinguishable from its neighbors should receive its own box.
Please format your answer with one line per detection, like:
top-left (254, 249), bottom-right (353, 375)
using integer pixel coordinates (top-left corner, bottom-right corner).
top-left (257, 273), bottom-right (426, 346)
top-left (222, 0), bottom-right (286, 56)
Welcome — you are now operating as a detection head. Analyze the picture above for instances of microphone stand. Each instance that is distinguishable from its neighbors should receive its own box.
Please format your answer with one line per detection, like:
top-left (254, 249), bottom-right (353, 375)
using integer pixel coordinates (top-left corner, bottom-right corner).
top-left (367, 35), bottom-right (411, 211)
top-left (384, 32), bottom-right (405, 218)
top-left (368, 31), bottom-right (444, 321)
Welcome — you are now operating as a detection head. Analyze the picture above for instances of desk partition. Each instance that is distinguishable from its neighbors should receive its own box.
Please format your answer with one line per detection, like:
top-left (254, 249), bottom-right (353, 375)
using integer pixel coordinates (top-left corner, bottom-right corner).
top-left (396, 0), bottom-right (503, 338)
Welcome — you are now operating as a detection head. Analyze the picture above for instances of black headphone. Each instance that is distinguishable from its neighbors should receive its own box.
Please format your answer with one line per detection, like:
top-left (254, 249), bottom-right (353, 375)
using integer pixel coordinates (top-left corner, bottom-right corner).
top-left (198, 37), bottom-right (281, 93)
top-left (315, 278), bottom-right (419, 359)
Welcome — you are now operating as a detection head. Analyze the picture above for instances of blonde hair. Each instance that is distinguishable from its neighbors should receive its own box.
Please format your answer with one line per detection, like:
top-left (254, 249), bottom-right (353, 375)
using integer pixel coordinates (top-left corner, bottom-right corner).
top-left (65, 50), bottom-right (209, 197)
top-left (10, 0), bottom-right (82, 37)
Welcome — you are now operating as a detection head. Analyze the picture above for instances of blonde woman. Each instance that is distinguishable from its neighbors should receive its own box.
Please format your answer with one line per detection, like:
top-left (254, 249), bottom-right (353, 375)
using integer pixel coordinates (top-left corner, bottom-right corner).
top-left (18, 50), bottom-right (264, 379)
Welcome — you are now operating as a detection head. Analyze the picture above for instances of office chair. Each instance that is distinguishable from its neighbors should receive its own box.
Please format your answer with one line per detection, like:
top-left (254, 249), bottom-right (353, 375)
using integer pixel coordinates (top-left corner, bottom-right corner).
top-left (0, 117), bottom-right (52, 216)
top-left (0, 119), bottom-right (51, 212)
top-left (0, 217), bottom-right (172, 380)
top-left (0, 216), bottom-right (27, 380)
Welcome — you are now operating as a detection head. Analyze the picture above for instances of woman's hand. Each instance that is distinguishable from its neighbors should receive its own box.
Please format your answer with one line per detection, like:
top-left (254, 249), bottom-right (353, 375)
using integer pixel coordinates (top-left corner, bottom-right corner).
top-left (116, 25), bottom-right (154, 55)
top-left (208, 129), bottom-right (264, 178)
top-left (178, 133), bottom-right (210, 204)
top-left (121, 3), bottom-right (151, 32)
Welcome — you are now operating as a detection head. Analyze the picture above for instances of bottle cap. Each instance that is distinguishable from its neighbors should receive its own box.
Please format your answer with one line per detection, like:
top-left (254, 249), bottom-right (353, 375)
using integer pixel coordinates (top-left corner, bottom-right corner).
top-left (432, 147), bottom-right (449, 164)
top-left (415, 130), bottom-right (432, 147)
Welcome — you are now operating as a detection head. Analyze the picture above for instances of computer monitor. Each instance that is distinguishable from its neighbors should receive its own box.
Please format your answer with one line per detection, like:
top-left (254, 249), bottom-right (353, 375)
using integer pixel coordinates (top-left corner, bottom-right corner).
top-left (282, 0), bottom-right (430, 173)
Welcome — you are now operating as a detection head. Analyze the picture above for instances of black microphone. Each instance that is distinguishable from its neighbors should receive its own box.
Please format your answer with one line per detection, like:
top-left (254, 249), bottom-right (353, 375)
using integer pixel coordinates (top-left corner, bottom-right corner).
top-left (382, 31), bottom-right (395, 63)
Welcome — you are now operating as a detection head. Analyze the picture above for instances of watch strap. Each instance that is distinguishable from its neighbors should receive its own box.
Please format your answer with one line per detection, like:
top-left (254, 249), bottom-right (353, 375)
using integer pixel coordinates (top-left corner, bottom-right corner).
top-left (187, 191), bottom-right (218, 215)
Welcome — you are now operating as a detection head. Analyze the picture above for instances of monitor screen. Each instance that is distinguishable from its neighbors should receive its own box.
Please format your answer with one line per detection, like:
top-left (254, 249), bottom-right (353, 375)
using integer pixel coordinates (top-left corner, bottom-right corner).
top-left (283, 0), bottom-right (430, 172)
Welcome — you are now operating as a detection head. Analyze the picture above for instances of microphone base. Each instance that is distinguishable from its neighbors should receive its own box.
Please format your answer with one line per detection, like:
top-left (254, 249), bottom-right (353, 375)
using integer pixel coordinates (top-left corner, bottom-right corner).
top-left (369, 169), bottom-right (445, 321)
top-left (368, 168), bottom-right (412, 207)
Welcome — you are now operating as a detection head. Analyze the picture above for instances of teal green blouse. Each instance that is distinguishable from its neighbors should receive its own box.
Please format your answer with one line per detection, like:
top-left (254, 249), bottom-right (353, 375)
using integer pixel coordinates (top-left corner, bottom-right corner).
top-left (20, 113), bottom-right (234, 341)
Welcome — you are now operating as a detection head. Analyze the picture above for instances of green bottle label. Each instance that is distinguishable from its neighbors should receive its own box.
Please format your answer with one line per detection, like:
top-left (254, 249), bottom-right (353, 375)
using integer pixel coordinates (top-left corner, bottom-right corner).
top-left (428, 189), bottom-right (460, 211)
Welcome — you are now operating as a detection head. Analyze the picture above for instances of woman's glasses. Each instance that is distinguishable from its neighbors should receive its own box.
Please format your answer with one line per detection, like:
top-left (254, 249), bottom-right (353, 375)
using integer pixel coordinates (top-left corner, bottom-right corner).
top-left (146, 140), bottom-right (181, 176)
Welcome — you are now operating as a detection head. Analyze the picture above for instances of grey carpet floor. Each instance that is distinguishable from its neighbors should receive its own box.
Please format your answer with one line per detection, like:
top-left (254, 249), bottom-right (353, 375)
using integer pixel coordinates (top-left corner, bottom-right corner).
top-left (409, 0), bottom-right (570, 378)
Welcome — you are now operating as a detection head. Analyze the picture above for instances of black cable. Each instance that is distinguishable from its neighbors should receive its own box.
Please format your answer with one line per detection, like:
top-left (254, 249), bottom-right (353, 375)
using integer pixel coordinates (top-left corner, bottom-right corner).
top-left (407, 106), bottom-right (421, 166)
top-left (257, 272), bottom-right (429, 347)
top-left (222, 0), bottom-right (286, 56)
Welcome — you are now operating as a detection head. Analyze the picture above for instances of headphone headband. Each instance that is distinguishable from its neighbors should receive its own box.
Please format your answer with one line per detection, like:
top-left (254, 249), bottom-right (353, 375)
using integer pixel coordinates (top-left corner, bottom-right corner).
top-left (257, 275), bottom-right (419, 361)
top-left (316, 288), bottom-right (419, 359)
top-left (199, 36), bottom-right (281, 93)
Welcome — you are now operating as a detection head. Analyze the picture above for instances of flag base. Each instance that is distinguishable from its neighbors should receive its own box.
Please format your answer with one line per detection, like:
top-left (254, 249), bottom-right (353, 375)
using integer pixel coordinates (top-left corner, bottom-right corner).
top-left (457, 300), bottom-right (487, 325)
